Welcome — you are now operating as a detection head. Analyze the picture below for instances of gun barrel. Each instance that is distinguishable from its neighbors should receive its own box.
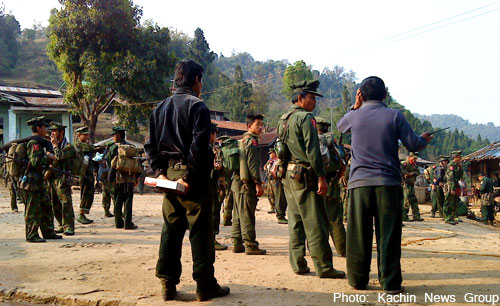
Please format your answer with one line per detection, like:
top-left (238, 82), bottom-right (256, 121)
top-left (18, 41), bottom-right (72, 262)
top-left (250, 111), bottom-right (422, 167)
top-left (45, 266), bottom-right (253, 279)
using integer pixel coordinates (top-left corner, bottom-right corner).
top-left (429, 127), bottom-right (450, 135)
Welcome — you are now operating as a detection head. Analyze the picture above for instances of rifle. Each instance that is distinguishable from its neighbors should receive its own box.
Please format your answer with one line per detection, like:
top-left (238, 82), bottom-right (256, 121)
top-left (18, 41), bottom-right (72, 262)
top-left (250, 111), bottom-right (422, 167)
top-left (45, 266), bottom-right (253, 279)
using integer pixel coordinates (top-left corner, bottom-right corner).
top-left (429, 127), bottom-right (450, 136)
top-left (41, 166), bottom-right (80, 179)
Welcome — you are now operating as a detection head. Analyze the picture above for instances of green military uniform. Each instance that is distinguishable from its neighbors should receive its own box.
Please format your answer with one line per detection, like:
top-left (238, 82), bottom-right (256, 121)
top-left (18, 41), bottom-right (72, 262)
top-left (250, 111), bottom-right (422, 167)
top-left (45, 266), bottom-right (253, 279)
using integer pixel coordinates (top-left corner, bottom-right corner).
top-left (277, 80), bottom-right (343, 278)
top-left (75, 127), bottom-right (95, 222)
top-left (7, 173), bottom-right (20, 212)
top-left (21, 117), bottom-right (59, 242)
top-left (443, 151), bottom-right (464, 225)
top-left (479, 174), bottom-right (495, 225)
top-left (263, 149), bottom-right (288, 223)
top-left (425, 164), bottom-right (439, 217)
top-left (401, 153), bottom-right (423, 221)
top-left (341, 159), bottom-right (350, 222)
top-left (435, 156), bottom-right (449, 219)
top-left (316, 117), bottom-right (346, 257)
top-left (101, 140), bottom-right (116, 217)
top-left (231, 132), bottom-right (265, 254)
top-left (222, 172), bottom-right (234, 226)
top-left (210, 123), bottom-right (228, 250)
top-left (48, 122), bottom-right (76, 235)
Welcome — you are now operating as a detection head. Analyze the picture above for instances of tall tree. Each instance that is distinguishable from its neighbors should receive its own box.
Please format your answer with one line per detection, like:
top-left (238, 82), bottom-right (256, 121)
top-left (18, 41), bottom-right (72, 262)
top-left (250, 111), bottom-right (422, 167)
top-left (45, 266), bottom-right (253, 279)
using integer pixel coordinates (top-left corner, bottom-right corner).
top-left (0, 6), bottom-right (21, 75)
top-left (187, 28), bottom-right (216, 69)
top-left (228, 65), bottom-right (252, 122)
top-left (48, 0), bottom-right (176, 141)
top-left (281, 60), bottom-right (313, 99)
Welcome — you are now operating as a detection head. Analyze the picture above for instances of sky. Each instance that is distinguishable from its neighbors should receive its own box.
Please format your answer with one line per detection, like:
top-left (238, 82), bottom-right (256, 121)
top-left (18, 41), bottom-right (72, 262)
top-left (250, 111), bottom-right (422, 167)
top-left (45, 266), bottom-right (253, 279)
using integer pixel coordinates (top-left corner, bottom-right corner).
top-left (2, 0), bottom-right (499, 126)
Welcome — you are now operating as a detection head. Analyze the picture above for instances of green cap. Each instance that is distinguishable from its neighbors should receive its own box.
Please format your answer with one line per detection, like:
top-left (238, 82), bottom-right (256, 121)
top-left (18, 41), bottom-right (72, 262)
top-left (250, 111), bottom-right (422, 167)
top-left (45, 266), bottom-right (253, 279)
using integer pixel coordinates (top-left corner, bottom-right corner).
top-left (75, 126), bottom-right (89, 134)
top-left (48, 121), bottom-right (67, 131)
top-left (26, 116), bottom-right (50, 127)
top-left (439, 155), bottom-right (449, 161)
top-left (451, 150), bottom-right (462, 157)
top-left (217, 136), bottom-right (230, 142)
top-left (409, 152), bottom-right (419, 157)
top-left (315, 117), bottom-right (331, 126)
top-left (290, 80), bottom-right (323, 97)
top-left (110, 126), bottom-right (126, 136)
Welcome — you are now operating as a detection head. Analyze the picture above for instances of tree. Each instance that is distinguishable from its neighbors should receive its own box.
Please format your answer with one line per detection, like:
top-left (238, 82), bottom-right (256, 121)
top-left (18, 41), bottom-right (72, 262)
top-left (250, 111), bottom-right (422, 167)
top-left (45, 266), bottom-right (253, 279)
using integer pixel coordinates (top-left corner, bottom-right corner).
top-left (0, 6), bottom-right (21, 75)
top-left (48, 0), bottom-right (176, 141)
top-left (227, 65), bottom-right (252, 122)
top-left (281, 60), bottom-right (313, 99)
top-left (187, 28), bottom-right (216, 69)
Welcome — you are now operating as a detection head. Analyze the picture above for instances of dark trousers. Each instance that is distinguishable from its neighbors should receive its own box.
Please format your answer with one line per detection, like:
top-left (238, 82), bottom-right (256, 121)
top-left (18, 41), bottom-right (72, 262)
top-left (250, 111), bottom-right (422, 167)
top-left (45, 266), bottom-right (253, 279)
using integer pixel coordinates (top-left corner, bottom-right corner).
top-left (114, 183), bottom-right (134, 227)
top-left (347, 185), bottom-right (403, 291)
top-left (156, 187), bottom-right (217, 290)
top-left (211, 181), bottom-right (222, 236)
top-left (274, 180), bottom-right (288, 219)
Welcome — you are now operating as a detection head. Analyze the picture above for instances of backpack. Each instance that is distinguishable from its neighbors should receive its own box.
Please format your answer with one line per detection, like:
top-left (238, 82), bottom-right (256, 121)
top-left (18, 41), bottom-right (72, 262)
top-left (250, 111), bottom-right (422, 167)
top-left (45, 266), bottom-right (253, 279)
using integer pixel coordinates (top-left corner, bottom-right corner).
top-left (70, 146), bottom-right (88, 176)
top-left (7, 142), bottom-right (27, 178)
top-left (112, 144), bottom-right (142, 175)
top-left (319, 133), bottom-right (345, 175)
top-left (220, 138), bottom-right (240, 173)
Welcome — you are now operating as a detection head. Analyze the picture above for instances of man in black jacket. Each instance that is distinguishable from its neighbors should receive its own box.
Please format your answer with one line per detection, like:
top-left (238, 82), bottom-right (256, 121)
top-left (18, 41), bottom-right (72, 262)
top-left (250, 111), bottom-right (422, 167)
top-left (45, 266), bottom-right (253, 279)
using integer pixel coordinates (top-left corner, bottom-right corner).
top-left (145, 59), bottom-right (229, 302)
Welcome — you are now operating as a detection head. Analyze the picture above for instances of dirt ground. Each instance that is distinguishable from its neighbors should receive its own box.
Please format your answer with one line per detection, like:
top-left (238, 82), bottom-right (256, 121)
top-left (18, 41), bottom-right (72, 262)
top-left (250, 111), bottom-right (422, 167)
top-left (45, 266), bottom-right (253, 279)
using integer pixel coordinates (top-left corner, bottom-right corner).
top-left (0, 186), bottom-right (499, 306)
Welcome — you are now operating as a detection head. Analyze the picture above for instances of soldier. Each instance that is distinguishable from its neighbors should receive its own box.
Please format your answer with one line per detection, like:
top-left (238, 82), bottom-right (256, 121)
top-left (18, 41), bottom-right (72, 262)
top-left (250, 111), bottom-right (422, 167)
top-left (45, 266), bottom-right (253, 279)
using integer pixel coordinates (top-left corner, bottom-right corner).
top-left (75, 126), bottom-right (95, 224)
top-left (217, 136), bottom-right (234, 227)
top-left (264, 148), bottom-right (288, 224)
top-left (435, 155), bottom-right (449, 218)
top-left (443, 151), bottom-right (464, 225)
top-left (101, 138), bottom-right (116, 218)
top-left (48, 122), bottom-right (76, 236)
top-left (264, 150), bottom-right (277, 213)
top-left (401, 153), bottom-right (424, 222)
top-left (278, 80), bottom-right (345, 278)
top-left (107, 127), bottom-right (138, 229)
top-left (210, 123), bottom-right (228, 250)
top-left (231, 114), bottom-right (266, 255)
top-left (315, 117), bottom-right (346, 257)
top-left (478, 173), bottom-right (495, 225)
top-left (425, 163), bottom-right (439, 218)
top-left (21, 116), bottom-right (62, 242)
top-left (145, 59), bottom-right (229, 301)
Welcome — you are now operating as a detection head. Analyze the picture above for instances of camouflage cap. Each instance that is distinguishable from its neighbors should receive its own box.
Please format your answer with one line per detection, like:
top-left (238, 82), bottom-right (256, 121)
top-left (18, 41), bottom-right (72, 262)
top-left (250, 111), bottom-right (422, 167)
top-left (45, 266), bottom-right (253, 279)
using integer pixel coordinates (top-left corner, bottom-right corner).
top-left (409, 152), bottom-right (419, 157)
top-left (439, 155), bottom-right (449, 161)
top-left (211, 122), bottom-right (218, 132)
top-left (26, 116), bottom-right (49, 127)
top-left (48, 121), bottom-right (67, 130)
top-left (75, 126), bottom-right (89, 134)
top-left (110, 126), bottom-right (126, 136)
top-left (290, 80), bottom-right (323, 97)
top-left (451, 150), bottom-right (462, 157)
top-left (315, 117), bottom-right (331, 126)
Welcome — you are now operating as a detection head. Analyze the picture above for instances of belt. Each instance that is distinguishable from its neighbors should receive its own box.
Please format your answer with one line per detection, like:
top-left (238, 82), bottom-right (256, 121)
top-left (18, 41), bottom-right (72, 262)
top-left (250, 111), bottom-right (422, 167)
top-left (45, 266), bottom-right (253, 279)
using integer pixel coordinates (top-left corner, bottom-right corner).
top-left (168, 160), bottom-right (187, 170)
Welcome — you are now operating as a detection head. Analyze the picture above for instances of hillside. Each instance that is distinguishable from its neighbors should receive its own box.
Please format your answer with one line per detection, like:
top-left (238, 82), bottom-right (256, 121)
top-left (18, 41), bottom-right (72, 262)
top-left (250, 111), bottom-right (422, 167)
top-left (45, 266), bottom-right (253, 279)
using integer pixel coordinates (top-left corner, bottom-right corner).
top-left (415, 113), bottom-right (499, 143)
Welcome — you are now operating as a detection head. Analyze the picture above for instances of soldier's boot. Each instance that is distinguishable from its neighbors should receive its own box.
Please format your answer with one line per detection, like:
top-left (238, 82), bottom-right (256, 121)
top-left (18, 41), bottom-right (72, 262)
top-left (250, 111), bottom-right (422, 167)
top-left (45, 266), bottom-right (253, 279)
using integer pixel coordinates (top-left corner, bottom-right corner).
top-left (455, 218), bottom-right (463, 222)
top-left (160, 279), bottom-right (177, 301)
top-left (413, 216), bottom-right (424, 222)
top-left (232, 240), bottom-right (245, 253)
top-left (104, 208), bottom-right (114, 218)
top-left (214, 238), bottom-right (228, 251)
top-left (277, 217), bottom-right (288, 224)
top-left (490, 220), bottom-right (495, 226)
top-left (44, 232), bottom-right (63, 240)
top-left (124, 223), bottom-right (138, 230)
top-left (318, 269), bottom-right (346, 279)
top-left (196, 284), bottom-right (230, 301)
top-left (12, 208), bottom-right (19, 213)
top-left (55, 225), bottom-right (64, 233)
top-left (27, 236), bottom-right (46, 243)
top-left (77, 213), bottom-right (93, 225)
top-left (63, 228), bottom-right (75, 236)
top-left (445, 220), bottom-right (457, 225)
top-left (295, 267), bottom-right (311, 275)
top-left (431, 212), bottom-right (436, 218)
top-left (267, 209), bottom-right (275, 214)
top-left (484, 220), bottom-right (489, 225)
top-left (245, 244), bottom-right (266, 255)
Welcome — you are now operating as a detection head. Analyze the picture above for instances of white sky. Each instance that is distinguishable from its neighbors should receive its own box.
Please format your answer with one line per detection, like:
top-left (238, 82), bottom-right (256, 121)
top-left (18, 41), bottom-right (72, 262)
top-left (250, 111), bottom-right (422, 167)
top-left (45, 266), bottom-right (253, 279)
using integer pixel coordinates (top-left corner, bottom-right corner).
top-left (3, 0), bottom-right (499, 126)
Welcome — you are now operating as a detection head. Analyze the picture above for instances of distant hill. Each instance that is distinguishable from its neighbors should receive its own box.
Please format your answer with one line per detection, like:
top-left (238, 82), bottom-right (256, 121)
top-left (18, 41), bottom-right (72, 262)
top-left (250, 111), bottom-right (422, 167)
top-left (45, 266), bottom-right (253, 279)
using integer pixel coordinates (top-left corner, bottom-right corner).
top-left (415, 113), bottom-right (500, 143)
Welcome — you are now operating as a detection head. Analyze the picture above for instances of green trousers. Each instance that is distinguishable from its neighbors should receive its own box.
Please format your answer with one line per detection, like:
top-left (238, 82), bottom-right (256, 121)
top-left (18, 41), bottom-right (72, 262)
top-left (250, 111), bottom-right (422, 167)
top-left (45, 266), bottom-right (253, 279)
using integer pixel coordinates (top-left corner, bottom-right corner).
top-left (24, 185), bottom-right (55, 240)
top-left (211, 179), bottom-right (222, 236)
top-left (79, 171), bottom-right (95, 214)
top-left (347, 185), bottom-right (403, 291)
top-left (282, 176), bottom-right (334, 276)
top-left (102, 180), bottom-right (115, 210)
top-left (325, 183), bottom-right (346, 257)
top-left (114, 182), bottom-right (134, 227)
top-left (156, 186), bottom-right (217, 290)
top-left (274, 180), bottom-right (288, 220)
top-left (9, 180), bottom-right (18, 211)
top-left (223, 189), bottom-right (234, 223)
top-left (231, 191), bottom-right (258, 247)
top-left (402, 184), bottom-right (420, 220)
top-left (50, 178), bottom-right (75, 231)
top-left (267, 179), bottom-right (276, 210)
top-left (481, 205), bottom-right (495, 222)
top-left (443, 189), bottom-right (458, 222)
top-left (431, 187), bottom-right (444, 218)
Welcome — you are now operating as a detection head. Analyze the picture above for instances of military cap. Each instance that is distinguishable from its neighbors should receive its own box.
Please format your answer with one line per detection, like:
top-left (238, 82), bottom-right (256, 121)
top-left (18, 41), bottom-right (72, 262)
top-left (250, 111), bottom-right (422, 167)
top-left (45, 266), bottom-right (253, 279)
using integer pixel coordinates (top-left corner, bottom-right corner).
top-left (48, 121), bottom-right (67, 131)
top-left (315, 117), bottom-right (331, 126)
top-left (211, 122), bottom-right (218, 132)
top-left (451, 150), bottom-right (462, 157)
top-left (290, 80), bottom-right (323, 97)
top-left (439, 155), bottom-right (449, 161)
top-left (409, 152), bottom-right (419, 157)
top-left (217, 136), bottom-right (230, 142)
top-left (75, 126), bottom-right (89, 134)
top-left (110, 126), bottom-right (126, 136)
top-left (26, 116), bottom-right (49, 127)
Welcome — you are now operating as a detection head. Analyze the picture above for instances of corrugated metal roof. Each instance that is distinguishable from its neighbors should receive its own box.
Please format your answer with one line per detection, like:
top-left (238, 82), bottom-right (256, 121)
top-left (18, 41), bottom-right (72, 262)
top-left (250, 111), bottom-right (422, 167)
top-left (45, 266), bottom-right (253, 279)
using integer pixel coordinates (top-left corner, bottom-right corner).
top-left (463, 142), bottom-right (500, 161)
top-left (212, 119), bottom-right (247, 131)
top-left (0, 86), bottom-right (62, 97)
top-left (23, 96), bottom-right (67, 107)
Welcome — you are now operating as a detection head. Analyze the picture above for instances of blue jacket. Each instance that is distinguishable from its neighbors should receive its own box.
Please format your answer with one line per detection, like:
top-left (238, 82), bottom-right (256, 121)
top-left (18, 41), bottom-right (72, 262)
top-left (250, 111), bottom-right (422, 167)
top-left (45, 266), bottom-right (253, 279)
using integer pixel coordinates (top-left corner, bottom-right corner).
top-left (337, 100), bottom-right (427, 189)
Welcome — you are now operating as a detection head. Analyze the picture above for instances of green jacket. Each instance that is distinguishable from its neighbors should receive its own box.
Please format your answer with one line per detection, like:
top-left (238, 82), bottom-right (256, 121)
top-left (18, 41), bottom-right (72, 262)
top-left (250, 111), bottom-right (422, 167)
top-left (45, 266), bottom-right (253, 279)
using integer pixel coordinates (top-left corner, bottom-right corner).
top-left (401, 161), bottom-right (418, 186)
top-left (231, 132), bottom-right (261, 195)
top-left (53, 139), bottom-right (76, 173)
top-left (277, 105), bottom-right (325, 177)
top-left (445, 161), bottom-right (464, 191)
top-left (23, 138), bottom-right (50, 191)
top-left (480, 176), bottom-right (494, 206)
top-left (75, 140), bottom-right (95, 172)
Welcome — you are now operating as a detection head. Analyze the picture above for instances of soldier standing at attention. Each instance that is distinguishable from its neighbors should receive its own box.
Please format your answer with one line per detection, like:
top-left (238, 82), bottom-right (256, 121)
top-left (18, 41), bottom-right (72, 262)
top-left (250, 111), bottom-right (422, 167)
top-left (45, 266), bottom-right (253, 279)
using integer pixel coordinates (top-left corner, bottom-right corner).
top-left (48, 122), bottom-right (76, 236)
top-left (101, 136), bottom-right (118, 218)
top-left (401, 153), bottom-right (424, 222)
top-left (145, 59), bottom-right (229, 301)
top-left (478, 173), bottom-right (495, 225)
top-left (443, 151), bottom-right (464, 225)
top-left (21, 117), bottom-right (62, 242)
top-left (315, 116), bottom-right (347, 257)
top-left (425, 163), bottom-right (439, 218)
top-left (436, 155), bottom-right (449, 219)
top-left (75, 126), bottom-right (95, 224)
top-left (231, 114), bottom-right (266, 255)
top-left (264, 148), bottom-right (288, 224)
top-left (264, 149), bottom-right (277, 214)
top-left (337, 76), bottom-right (430, 293)
top-left (278, 80), bottom-right (345, 278)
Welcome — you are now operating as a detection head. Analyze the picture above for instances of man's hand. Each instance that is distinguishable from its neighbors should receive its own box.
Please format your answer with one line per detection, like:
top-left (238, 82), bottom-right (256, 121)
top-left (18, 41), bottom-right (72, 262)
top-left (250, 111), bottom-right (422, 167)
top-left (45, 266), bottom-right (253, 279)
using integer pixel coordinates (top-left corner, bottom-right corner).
top-left (176, 178), bottom-right (190, 194)
top-left (421, 132), bottom-right (433, 143)
top-left (157, 174), bottom-right (167, 180)
top-left (353, 89), bottom-right (363, 110)
top-left (256, 184), bottom-right (264, 197)
top-left (50, 135), bottom-right (59, 146)
top-left (317, 176), bottom-right (328, 196)
top-left (46, 152), bottom-right (56, 161)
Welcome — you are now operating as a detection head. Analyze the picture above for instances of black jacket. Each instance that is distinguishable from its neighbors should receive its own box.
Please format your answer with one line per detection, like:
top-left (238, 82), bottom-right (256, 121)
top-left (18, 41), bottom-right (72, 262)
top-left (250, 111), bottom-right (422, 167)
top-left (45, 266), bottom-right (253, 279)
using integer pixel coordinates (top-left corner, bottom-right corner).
top-left (144, 87), bottom-right (211, 186)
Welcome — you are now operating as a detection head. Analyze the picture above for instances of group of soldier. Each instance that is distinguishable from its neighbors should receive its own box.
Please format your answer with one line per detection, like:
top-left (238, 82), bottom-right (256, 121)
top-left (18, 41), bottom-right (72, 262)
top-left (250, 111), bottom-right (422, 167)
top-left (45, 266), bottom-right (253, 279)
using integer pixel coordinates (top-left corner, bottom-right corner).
top-left (3, 117), bottom-right (141, 242)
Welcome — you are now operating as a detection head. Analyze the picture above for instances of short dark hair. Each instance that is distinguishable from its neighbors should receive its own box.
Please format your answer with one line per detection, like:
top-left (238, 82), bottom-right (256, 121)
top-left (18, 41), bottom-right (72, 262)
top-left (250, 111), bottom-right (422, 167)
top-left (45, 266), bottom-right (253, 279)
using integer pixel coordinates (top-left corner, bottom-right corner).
top-left (174, 59), bottom-right (204, 88)
top-left (31, 126), bottom-right (39, 133)
top-left (115, 130), bottom-right (125, 139)
top-left (291, 91), bottom-right (307, 103)
top-left (319, 125), bottom-right (329, 133)
top-left (360, 76), bottom-right (386, 101)
top-left (246, 114), bottom-right (264, 126)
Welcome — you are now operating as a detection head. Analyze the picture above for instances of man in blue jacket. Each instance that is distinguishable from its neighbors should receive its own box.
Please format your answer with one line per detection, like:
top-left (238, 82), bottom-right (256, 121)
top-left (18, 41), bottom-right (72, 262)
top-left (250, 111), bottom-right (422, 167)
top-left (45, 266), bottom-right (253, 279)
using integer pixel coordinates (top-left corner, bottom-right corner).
top-left (337, 76), bottom-right (432, 294)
